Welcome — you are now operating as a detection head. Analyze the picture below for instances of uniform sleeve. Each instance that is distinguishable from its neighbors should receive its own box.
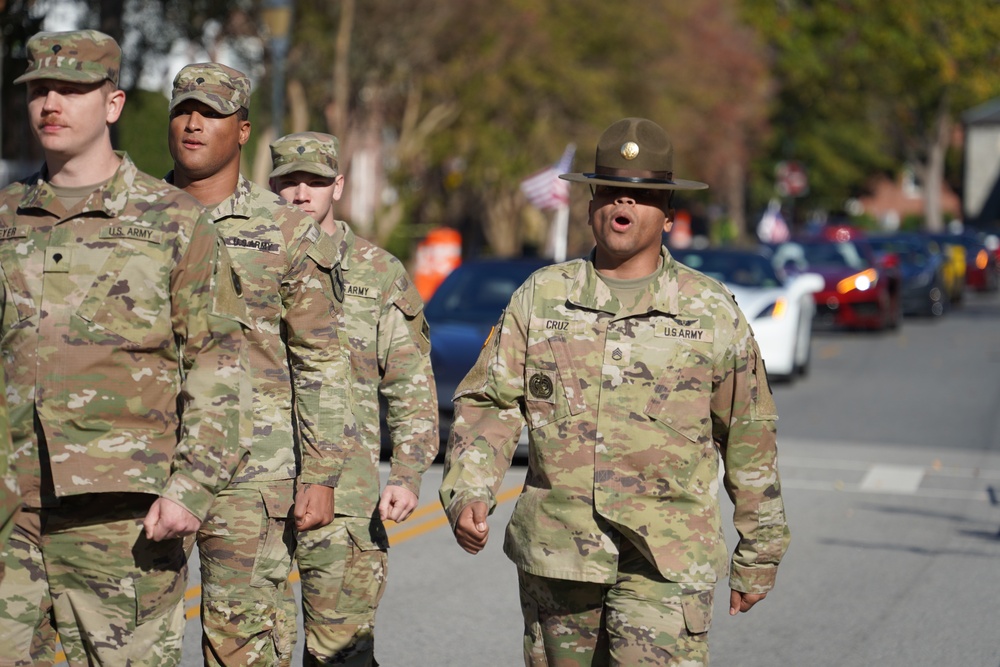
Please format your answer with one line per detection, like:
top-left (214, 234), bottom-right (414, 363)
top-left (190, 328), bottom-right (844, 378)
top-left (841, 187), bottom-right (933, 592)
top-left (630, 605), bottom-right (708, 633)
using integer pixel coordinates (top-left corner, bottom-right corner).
top-left (0, 365), bottom-right (20, 565)
top-left (283, 221), bottom-right (358, 488)
top-left (711, 309), bottom-right (790, 595)
top-left (379, 270), bottom-right (439, 497)
top-left (164, 215), bottom-right (251, 521)
top-left (439, 290), bottom-right (528, 529)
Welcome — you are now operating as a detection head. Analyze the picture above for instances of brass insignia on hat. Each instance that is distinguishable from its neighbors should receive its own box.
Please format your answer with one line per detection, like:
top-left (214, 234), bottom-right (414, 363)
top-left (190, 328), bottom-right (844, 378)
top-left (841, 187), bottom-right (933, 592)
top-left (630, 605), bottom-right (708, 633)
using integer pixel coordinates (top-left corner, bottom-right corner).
top-left (621, 141), bottom-right (639, 160)
top-left (528, 373), bottom-right (554, 399)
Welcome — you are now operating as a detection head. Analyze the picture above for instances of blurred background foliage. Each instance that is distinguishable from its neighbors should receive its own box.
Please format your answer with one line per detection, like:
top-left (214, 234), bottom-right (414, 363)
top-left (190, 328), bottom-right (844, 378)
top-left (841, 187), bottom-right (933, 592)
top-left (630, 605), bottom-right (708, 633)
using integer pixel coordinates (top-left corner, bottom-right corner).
top-left (2, 0), bottom-right (1000, 259)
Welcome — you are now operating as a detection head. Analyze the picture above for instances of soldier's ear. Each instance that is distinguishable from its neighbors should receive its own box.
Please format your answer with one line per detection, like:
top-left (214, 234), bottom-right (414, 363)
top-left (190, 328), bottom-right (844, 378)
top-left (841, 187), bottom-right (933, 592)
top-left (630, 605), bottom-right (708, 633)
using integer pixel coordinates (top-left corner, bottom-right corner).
top-left (105, 88), bottom-right (126, 124)
top-left (238, 120), bottom-right (251, 147)
top-left (662, 208), bottom-right (674, 233)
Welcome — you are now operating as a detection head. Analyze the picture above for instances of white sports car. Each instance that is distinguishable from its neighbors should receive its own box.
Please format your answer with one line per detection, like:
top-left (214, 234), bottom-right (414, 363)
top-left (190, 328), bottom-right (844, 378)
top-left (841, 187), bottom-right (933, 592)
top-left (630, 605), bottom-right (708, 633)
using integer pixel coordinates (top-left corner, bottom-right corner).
top-left (671, 247), bottom-right (824, 381)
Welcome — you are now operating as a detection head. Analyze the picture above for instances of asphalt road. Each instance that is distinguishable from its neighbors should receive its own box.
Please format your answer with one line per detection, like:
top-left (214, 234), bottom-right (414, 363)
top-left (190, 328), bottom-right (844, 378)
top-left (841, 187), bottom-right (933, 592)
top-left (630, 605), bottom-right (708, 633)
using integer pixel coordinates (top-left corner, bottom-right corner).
top-left (159, 289), bottom-right (1000, 666)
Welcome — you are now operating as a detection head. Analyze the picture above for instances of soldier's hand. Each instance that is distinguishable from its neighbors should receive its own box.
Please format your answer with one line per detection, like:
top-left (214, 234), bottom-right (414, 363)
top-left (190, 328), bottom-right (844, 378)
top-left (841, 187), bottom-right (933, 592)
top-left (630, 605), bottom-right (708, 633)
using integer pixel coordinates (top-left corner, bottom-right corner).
top-left (729, 589), bottom-right (767, 615)
top-left (379, 486), bottom-right (418, 523)
top-left (294, 483), bottom-right (335, 531)
top-left (454, 501), bottom-right (489, 554)
top-left (143, 497), bottom-right (200, 541)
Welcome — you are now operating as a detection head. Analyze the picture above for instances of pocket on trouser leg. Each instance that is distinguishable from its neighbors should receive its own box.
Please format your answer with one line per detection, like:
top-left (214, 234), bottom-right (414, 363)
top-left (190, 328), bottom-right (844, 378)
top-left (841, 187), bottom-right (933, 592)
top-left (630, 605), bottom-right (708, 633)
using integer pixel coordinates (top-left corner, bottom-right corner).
top-left (606, 590), bottom-right (712, 666)
top-left (129, 535), bottom-right (187, 666)
top-left (517, 585), bottom-right (548, 667)
top-left (300, 520), bottom-right (386, 665)
top-left (0, 529), bottom-right (57, 666)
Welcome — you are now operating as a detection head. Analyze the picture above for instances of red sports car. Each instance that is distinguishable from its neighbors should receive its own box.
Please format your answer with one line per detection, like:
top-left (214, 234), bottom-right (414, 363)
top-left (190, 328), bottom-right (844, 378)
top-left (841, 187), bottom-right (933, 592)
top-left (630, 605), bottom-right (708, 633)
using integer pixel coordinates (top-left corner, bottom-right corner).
top-left (772, 239), bottom-right (902, 331)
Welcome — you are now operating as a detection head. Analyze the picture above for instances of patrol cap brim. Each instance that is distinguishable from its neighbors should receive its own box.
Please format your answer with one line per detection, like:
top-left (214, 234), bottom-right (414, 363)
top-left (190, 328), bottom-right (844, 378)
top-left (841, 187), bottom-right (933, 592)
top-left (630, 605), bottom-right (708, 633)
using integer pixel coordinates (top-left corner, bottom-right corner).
top-left (559, 172), bottom-right (708, 191)
top-left (14, 68), bottom-right (109, 85)
top-left (168, 91), bottom-right (241, 116)
top-left (268, 161), bottom-right (338, 179)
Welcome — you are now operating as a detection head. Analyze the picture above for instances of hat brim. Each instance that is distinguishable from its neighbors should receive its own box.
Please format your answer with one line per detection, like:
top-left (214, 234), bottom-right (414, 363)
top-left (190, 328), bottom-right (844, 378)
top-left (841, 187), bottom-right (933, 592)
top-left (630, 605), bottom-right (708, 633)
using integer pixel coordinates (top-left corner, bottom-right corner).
top-left (169, 91), bottom-right (240, 115)
top-left (14, 69), bottom-right (108, 85)
top-left (268, 162), bottom-right (338, 179)
top-left (559, 172), bottom-right (708, 191)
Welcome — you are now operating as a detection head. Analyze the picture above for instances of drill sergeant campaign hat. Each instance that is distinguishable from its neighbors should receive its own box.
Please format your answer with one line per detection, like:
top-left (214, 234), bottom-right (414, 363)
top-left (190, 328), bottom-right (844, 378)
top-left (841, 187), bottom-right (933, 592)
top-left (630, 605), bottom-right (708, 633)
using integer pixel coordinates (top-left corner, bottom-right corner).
top-left (269, 132), bottom-right (340, 179)
top-left (560, 117), bottom-right (708, 191)
top-left (14, 29), bottom-right (121, 86)
top-left (169, 62), bottom-right (250, 116)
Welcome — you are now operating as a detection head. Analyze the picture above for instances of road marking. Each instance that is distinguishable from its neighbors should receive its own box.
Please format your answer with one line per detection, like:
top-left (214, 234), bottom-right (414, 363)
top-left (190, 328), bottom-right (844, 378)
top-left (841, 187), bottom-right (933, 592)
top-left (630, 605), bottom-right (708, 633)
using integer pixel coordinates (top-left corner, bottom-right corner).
top-left (179, 484), bottom-right (526, 623)
top-left (858, 464), bottom-right (925, 493)
top-left (781, 479), bottom-right (989, 501)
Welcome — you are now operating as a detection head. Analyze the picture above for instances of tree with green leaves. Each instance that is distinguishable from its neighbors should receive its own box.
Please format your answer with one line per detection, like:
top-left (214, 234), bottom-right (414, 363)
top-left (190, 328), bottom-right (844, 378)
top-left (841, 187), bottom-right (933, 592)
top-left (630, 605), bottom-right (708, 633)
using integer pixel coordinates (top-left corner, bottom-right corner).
top-left (742, 0), bottom-right (1000, 231)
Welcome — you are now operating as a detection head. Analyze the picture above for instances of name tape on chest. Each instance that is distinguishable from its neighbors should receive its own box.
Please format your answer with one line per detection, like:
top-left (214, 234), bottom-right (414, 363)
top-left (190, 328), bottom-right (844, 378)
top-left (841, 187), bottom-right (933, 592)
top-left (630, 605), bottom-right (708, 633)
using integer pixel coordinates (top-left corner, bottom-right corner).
top-left (0, 226), bottom-right (29, 241)
top-left (99, 226), bottom-right (163, 243)
top-left (658, 323), bottom-right (712, 342)
top-left (223, 236), bottom-right (281, 254)
top-left (344, 284), bottom-right (377, 299)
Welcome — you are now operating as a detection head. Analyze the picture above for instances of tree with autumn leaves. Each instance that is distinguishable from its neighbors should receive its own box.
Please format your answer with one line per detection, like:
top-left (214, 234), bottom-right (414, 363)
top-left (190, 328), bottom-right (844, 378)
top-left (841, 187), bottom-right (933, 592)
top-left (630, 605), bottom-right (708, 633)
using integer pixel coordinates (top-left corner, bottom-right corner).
top-left (3, 0), bottom-right (1000, 250)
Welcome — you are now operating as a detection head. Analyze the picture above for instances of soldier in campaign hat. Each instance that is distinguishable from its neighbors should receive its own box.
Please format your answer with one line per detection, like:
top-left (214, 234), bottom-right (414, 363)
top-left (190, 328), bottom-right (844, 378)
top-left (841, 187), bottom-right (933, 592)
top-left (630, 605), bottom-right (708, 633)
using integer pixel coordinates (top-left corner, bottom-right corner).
top-left (0, 30), bottom-right (250, 666)
top-left (269, 131), bottom-right (439, 665)
top-left (165, 64), bottom-right (358, 666)
top-left (440, 117), bottom-right (790, 665)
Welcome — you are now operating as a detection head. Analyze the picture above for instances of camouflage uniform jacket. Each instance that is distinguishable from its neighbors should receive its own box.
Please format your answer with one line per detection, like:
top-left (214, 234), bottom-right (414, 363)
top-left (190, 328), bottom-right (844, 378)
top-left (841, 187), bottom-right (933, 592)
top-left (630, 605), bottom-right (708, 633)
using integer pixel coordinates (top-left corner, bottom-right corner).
top-left (0, 366), bottom-right (18, 554)
top-left (441, 247), bottom-right (790, 594)
top-left (0, 154), bottom-right (250, 520)
top-left (328, 220), bottom-right (437, 518)
top-left (198, 176), bottom-right (353, 488)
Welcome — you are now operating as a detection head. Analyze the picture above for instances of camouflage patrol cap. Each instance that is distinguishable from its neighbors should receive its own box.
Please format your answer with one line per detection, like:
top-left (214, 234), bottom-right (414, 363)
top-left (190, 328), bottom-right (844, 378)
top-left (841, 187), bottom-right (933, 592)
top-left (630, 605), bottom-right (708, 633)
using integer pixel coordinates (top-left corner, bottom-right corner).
top-left (269, 132), bottom-right (340, 178)
top-left (560, 117), bottom-right (708, 191)
top-left (170, 63), bottom-right (250, 115)
top-left (14, 29), bottom-right (121, 86)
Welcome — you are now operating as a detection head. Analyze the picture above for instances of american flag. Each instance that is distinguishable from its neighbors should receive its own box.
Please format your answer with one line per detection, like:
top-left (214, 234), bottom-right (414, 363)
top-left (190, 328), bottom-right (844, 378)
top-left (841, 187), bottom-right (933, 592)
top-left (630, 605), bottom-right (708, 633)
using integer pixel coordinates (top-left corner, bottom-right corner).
top-left (757, 198), bottom-right (791, 243)
top-left (520, 144), bottom-right (576, 211)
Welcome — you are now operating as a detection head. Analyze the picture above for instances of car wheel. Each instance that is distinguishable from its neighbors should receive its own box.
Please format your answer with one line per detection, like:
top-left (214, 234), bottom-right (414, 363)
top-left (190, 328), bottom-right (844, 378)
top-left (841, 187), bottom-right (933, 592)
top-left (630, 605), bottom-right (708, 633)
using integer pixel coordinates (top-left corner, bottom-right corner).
top-left (888, 295), bottom-right (902, 330)
top-left (795, 338), bottom-right (811, 377)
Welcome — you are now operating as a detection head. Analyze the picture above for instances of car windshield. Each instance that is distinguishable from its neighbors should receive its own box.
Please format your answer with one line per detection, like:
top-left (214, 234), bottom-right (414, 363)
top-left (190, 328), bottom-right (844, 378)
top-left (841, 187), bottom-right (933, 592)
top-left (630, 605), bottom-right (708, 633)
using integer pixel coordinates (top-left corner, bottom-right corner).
top-left (796, 241), bottom-right (870, 270)
top-left (867, 237), bottom-right (930, 268)
top-left (424, 262), bottom-right (542, 324)
top-left (673, 251), bottom-right (782, 288)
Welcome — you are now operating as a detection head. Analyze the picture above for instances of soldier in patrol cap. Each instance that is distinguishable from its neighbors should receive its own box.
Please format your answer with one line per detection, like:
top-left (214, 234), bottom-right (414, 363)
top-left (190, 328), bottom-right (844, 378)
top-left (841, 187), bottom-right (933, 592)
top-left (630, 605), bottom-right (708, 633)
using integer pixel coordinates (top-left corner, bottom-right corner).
top-left (0, 30), bottom-right (251, 666)
top-left (440, 117), bottom-right (790, 665)
top-left (269, 131), bottom-right (439, 665)
top-left (166, 64), bottom-right (358, 666)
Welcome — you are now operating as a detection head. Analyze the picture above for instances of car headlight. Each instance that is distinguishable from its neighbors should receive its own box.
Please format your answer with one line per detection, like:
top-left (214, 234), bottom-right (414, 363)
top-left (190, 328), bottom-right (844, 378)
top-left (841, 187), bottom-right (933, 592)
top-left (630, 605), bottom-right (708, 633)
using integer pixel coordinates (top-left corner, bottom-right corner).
top-left (756, 297), bottom-right (788, 319)
top-left (837, 269), bottom-right (878, 294)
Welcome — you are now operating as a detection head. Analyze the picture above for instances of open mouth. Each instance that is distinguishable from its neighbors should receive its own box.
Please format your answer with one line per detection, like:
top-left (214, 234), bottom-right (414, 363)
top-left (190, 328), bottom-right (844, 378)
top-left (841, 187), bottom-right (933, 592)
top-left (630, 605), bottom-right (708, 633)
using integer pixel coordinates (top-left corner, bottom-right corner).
top-left (611, 209), bottom-right (634, 232)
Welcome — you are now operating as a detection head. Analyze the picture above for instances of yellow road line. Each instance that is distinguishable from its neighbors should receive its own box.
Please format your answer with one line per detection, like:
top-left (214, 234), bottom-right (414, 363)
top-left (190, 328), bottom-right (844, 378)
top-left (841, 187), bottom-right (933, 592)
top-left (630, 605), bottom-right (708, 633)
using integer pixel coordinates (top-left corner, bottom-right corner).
top-left (180, 484), bottom-right (524, 622)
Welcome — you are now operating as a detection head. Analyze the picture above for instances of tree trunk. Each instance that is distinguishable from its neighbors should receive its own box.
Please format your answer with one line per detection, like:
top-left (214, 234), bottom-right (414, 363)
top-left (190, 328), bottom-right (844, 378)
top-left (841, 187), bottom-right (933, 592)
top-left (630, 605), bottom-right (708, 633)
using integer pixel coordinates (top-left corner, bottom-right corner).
top-left (725, 160), bottom-right (749, 246)
top-left (330, 0), bottom-right (354, 140)
top-left (922, 111), bottom-right (951, 233)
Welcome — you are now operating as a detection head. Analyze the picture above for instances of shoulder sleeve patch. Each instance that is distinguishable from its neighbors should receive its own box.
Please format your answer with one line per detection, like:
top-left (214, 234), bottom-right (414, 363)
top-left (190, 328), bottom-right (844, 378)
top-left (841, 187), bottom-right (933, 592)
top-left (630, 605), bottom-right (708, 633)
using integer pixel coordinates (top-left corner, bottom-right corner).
top-left (750, 345), bottom-right (777, 420)
top-left (392, 280), bottom-right (425, 319)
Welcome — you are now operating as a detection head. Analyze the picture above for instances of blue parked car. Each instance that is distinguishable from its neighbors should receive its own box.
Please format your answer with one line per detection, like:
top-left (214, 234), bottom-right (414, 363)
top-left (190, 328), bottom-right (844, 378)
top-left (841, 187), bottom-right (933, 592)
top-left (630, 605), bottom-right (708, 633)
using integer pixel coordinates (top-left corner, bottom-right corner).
top-left (424, 257), bottom-right (551, 453)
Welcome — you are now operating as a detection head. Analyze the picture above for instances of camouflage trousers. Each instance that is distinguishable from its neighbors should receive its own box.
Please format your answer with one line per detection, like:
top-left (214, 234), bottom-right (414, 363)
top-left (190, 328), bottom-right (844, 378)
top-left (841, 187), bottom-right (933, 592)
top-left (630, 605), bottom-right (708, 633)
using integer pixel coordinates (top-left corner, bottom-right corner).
top-left (197, 482), bottom-right (298, 667)
top-left (197, 483), bottom-right (389, 667)
top-left (0, 493), bottom-right (187, 667)
top-left (295, 514), bottom-right (389, 667)
top-left (517, 539), bottom-right (713, 667)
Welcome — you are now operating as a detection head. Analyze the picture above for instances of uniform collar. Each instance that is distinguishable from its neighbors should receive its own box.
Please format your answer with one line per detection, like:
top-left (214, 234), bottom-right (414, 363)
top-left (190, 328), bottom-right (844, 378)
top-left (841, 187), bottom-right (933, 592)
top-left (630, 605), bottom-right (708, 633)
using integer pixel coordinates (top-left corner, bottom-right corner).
top-left (327, 219), bottom-right (355, 272)
top-left (208, 174), bottom-right (255, 221)
top-left (20, 151), bottom-right (135, 220)
top-left (567, 245), bottom-right (679, 317)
